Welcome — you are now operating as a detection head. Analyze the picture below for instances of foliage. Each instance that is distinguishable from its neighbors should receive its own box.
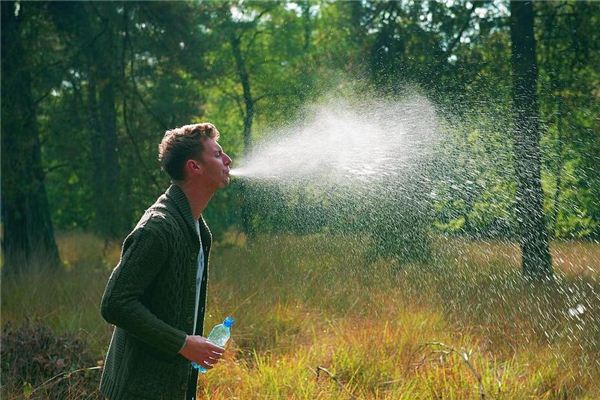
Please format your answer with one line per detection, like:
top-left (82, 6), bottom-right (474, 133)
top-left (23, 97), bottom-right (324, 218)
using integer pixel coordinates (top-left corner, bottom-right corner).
top-left (2, 0), bottom-right (598, 252)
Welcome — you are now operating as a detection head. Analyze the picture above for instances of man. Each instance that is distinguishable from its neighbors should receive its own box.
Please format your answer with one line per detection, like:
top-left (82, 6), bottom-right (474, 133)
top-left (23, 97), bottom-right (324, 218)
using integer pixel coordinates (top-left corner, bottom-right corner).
top-left (99, 123), bottom-right (232, 400)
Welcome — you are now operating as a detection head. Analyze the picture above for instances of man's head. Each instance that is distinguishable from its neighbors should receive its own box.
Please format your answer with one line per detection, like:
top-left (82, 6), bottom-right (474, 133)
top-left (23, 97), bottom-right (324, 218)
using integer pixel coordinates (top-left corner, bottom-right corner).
top-left (158, 123), bottom-right (231, 189)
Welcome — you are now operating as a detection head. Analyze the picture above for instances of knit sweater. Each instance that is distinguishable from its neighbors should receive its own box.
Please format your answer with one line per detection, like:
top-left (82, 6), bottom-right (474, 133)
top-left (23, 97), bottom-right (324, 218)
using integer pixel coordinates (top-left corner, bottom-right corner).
top-left (99, 184), bottom-right (212, 400)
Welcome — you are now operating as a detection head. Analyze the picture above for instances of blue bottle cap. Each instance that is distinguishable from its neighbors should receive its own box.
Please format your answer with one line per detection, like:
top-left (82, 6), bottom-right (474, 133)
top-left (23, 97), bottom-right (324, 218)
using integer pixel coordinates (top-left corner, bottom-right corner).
top-left (223, 316), bottom-right (234, 328)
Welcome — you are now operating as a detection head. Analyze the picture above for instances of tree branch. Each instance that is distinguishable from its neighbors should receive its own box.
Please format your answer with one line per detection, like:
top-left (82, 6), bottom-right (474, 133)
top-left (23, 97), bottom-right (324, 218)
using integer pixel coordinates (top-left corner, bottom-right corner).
top-left (122, 7), bottom-right (160, 189)
top-left (124, 25), bottom-right (169, 131)
top-left (445, 3), bottom-right (476, 56)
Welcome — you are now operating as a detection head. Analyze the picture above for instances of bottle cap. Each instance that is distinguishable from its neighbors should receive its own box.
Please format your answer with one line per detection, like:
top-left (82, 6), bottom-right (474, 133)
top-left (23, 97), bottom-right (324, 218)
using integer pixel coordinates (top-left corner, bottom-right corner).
top-left (223, 316), bottom-right (234, 328)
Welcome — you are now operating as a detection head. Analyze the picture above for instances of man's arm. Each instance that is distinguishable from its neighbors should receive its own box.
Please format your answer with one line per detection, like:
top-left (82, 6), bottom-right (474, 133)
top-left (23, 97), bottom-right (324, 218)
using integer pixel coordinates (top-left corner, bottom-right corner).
top-left (100, 225), bottom-right (187, 355)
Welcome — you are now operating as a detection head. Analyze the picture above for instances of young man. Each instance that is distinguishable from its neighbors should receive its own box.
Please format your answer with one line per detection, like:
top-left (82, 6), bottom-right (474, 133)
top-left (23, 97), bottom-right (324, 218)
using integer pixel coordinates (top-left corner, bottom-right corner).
top-left (99, 123), bottom-right (232, 400)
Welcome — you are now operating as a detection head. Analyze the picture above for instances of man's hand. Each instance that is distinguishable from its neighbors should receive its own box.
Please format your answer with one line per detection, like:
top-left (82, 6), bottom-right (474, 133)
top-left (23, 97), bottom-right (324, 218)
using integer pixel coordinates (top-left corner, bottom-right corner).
top-left (178, 335), bottom-right (224, 370)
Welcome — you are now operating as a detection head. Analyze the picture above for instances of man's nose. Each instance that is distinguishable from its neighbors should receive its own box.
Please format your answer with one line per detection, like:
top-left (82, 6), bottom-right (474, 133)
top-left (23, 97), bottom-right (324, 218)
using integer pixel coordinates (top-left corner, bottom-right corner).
top-left (223, 153), bottom-right (232, 166)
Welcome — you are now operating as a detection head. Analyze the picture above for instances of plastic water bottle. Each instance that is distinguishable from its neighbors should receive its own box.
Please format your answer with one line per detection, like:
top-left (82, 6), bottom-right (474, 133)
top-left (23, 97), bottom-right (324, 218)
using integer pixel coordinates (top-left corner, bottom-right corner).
top-left (192, 316), bottom-right (234, 373)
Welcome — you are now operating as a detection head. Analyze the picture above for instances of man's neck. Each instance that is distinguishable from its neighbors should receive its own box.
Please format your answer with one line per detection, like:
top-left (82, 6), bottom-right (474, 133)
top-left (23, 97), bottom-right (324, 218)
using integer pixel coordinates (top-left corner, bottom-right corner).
top-left (176, 180), bottom-right (216, 220)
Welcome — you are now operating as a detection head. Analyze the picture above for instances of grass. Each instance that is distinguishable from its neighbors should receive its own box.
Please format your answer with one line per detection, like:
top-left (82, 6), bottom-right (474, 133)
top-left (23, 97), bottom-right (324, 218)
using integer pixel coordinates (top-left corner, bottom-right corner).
top-left (2, 232), bottom-right (599, 399)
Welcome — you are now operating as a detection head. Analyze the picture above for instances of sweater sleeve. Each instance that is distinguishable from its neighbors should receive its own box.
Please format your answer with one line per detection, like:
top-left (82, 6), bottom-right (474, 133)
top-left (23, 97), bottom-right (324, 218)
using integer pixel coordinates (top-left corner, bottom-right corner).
top-left (100, 226), bottom-right (187, 355)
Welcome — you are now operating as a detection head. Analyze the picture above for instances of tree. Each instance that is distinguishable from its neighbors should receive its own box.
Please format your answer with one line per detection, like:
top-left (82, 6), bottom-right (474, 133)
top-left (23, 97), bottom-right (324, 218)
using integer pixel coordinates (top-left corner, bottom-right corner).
top-left (42, 1), bottom-right (211, 236)
top-left (1, 1), bottom-right (61, 273)
top-left (199, 1), bottom-right (319, 236)
top-left (46, 3), bottom-right (124, 238)
top-left (537, 1), bottom-right (600, 239)
top-left (510, 1), bottom-right (553, 281)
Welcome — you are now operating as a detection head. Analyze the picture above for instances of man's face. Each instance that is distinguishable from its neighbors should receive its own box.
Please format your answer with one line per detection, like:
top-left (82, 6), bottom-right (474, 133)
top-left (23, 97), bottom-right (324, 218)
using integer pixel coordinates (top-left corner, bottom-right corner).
top-left (197, 137), bottom-right (232, 189)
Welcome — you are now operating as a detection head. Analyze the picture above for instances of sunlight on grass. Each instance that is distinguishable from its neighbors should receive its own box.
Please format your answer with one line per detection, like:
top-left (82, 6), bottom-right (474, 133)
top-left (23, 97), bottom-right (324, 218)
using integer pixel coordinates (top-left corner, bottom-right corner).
top-left (2, 233), bottom-right (599, 399)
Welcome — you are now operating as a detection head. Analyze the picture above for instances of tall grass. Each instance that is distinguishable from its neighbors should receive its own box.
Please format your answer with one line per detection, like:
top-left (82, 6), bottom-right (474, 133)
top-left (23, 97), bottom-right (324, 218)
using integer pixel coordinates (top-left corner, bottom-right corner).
top-left (2, 232), bottom-right (599, 399)
top-left (202, 235), bottom-right (600, 399)
top-left (1, 232), bottom-right (120, 356)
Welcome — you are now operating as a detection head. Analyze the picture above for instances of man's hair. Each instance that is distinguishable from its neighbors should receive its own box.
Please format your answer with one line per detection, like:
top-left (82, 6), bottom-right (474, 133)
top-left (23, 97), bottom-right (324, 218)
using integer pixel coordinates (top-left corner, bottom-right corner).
top-left (158, 123), bottom-right (220, 181)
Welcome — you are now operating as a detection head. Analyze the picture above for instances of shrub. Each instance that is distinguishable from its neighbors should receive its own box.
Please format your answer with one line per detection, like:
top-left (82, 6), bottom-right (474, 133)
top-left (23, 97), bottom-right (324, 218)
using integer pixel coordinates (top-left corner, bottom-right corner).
top-left (1, 319), bottom-right (101, 399)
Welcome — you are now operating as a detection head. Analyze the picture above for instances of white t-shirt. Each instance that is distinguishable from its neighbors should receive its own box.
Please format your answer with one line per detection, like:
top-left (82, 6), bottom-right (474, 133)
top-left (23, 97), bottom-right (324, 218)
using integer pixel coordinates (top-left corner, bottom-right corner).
top-left (193, 220), bottom-right (205, 335)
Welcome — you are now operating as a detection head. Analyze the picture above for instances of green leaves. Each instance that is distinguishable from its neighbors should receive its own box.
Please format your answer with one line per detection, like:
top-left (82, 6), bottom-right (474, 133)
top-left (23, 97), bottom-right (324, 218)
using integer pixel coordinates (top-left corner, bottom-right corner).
top-left (5, 0), bottom-right (598, 241)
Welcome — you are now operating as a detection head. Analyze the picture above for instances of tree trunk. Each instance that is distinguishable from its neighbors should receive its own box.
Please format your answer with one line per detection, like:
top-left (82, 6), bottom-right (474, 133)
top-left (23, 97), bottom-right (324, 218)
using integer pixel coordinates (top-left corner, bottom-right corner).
top-left (1, 1), bottom-right (61, 273)
top-left (230, 33), bottom-right (254, 236)
top-left (86, 5), bottom-right (122, 239)
top-left (301, 1), bottom-right (311, 51)
top-left (551, 98), bottom-right (565, 238)
top-left (510, 0), bottom-right (553, 281)
top-left (230, 34), bottom-right (254, 152)
top-left (98, 38), bottom-right (121, 238)
top-left (44, 2), bottom-right (122, 238)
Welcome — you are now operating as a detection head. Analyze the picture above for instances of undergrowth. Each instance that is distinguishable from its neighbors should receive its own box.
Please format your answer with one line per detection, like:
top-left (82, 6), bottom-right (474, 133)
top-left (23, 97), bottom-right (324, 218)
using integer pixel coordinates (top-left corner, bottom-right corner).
top-left (1, 232), bottom-right (599, 399)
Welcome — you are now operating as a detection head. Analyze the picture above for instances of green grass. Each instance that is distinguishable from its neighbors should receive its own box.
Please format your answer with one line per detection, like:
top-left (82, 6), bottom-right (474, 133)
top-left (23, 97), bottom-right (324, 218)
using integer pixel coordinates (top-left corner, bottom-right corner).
top-left (2, 232), bottom-right (599, 399)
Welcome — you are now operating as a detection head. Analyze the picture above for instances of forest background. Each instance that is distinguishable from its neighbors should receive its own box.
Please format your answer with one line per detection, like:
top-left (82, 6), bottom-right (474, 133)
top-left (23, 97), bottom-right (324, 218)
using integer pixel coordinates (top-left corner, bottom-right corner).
top-left (3, 0), bottom-right (600, 255)
top-left (2, 1), bottom-right (600, 399)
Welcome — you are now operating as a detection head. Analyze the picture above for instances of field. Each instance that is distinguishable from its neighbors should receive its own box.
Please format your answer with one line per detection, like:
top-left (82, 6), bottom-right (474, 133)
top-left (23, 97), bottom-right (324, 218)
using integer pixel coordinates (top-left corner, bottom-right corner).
top-left (2, 232), bottom-right (599, 399)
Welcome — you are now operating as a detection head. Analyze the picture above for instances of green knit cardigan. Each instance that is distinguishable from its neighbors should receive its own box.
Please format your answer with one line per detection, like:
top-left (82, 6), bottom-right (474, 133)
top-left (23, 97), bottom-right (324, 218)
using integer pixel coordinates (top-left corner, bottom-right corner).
top-left (99, 184), bottom-right (212, 400)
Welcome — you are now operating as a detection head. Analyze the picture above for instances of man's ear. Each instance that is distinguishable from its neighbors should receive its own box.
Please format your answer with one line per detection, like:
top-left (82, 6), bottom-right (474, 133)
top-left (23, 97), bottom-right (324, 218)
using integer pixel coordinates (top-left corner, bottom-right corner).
top-left (186, 159), bottom-right (203, 175)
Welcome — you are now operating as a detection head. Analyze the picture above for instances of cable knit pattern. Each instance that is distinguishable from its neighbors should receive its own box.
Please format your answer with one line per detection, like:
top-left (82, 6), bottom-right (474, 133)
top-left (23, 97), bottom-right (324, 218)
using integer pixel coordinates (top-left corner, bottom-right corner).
top-left (99, 184), bottom-right (212, 400)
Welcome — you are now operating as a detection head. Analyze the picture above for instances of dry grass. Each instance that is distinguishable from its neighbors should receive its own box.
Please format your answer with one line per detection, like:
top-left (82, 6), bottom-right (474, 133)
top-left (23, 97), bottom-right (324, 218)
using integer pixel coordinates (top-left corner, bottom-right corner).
top-left (436, 237), bottom-right (600, 276)
top-left (2, 232), bottom-right (599, 399)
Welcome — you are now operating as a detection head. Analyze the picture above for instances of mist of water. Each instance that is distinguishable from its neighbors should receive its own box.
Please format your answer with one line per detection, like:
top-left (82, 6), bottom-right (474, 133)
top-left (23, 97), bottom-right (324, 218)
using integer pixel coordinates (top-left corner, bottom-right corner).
top-left (231, 94), bottom-right (442, 189)
top-left (225, 87), bottom-right (599, 384)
